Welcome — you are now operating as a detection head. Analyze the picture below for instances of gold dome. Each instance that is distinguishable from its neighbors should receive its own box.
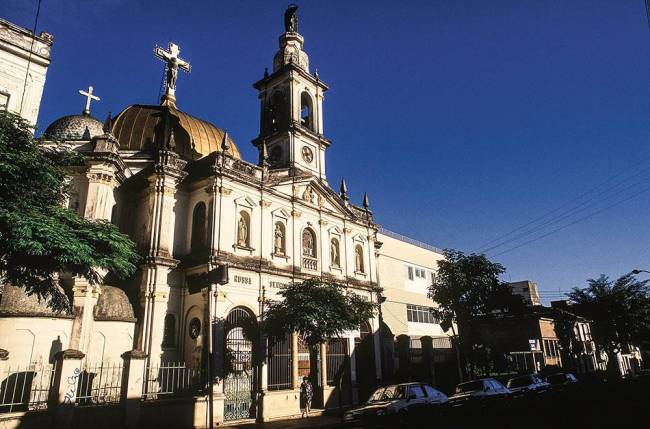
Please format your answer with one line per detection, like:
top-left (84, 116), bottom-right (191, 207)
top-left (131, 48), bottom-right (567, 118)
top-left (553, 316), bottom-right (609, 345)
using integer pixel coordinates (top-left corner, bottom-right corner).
top-left (112, 104), bottom-right (241, 160)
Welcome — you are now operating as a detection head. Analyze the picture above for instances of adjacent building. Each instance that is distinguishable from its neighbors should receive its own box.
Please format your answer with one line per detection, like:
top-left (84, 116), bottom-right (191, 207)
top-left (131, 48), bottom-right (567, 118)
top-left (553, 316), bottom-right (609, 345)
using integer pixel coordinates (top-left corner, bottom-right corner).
top-left (376, 230), bottom-right (457, 392)
top-left (0, 18), bottom-right (53, 126)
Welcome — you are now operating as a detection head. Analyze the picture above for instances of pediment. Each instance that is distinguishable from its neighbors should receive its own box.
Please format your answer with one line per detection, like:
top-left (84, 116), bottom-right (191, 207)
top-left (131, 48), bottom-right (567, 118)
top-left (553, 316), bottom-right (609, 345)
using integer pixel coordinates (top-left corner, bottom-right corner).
top-left (235, 195), bottom-right (257, 208)
top-left (272, 207), bottom-right (291, 219)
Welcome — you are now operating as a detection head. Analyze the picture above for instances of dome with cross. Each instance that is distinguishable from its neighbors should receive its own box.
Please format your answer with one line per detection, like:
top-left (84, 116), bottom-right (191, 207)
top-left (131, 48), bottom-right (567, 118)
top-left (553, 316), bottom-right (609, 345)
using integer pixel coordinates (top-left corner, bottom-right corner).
top-left (42, 112), bottom-right (105, 141)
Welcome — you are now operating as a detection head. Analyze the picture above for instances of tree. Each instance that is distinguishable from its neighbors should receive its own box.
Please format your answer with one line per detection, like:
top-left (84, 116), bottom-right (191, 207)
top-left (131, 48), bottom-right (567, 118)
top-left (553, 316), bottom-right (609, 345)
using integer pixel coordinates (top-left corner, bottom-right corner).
top-left (427, 249), bottom-right (513, 378)
top-left (568, 273), bottom-right (650, 378)
top-left (258, 279), bottom-right (378, 347)
top-left (0, 111), bottom-right (139, 312)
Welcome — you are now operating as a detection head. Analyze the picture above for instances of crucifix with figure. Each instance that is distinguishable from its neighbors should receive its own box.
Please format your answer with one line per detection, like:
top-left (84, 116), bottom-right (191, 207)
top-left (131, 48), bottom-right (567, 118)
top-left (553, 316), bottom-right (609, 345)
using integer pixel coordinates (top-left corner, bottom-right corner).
top-left (154, 42), bottom-right (191, 105)
top-left (79, 86), bottom-right (100, 115)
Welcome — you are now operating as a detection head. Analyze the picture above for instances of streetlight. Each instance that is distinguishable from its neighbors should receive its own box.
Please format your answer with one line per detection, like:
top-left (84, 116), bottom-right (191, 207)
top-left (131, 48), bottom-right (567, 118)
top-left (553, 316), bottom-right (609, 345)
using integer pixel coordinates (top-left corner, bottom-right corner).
top-left (631, 269), bottom-right (650, 275)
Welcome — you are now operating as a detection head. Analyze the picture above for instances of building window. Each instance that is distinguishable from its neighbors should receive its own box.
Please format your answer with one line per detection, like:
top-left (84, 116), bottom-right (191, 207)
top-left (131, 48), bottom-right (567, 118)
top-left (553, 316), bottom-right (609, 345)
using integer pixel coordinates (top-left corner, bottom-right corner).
top-left (407, 266), bottom-right (414, 281)
top-left (273, 221), bottom-right (286, 255)
top-left (237, 210), bottom-right (251, 247)
top-left (300, 92), bottom-right (314, 131)
top-left (191, 202), bottom-right (207, 253)
top-left (430, 271), bottom-right (437, 284)
top-left (330, 237), bottom-right (340, 267)
top-left (162, 314), bottom-right (176, 347)
top-left (354, 244), bottom-right (365, 273)
top-left (326, 338), bottom-right (350, 386)
top-left (0, 92), bottom-right (9, 111)
top-left (407, 304), bottom-right (438, 324)
top-left (543, 339), bottom-right (560, 358)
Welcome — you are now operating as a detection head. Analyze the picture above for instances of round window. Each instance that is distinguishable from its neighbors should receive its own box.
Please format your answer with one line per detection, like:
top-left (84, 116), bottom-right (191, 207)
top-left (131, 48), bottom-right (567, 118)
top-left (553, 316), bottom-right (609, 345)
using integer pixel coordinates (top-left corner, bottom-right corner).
top-left (188, 317), bottom-right (201, 339)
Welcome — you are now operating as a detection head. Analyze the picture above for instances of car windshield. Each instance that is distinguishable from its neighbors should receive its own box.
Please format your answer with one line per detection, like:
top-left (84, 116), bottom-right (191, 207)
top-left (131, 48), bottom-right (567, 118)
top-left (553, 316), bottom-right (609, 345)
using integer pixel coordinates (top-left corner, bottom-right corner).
top-left (547, 374), bottom-right (566, 384)
top-left (508, 376), bottom-right (532, 388)
top-left (368, 385), bottom-right (407, 402)
top-left (455, 380), bottom-right (483, 393)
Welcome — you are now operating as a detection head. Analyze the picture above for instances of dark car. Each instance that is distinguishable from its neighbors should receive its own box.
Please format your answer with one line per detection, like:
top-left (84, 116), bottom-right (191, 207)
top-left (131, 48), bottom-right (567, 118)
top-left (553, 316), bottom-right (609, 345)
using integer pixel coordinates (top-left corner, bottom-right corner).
top-left (448, 378), bottom-right (511, 406)
top-left (506, 374), bottom-right (550, 396)
top-left (343, 382), bottom-right (448, 427)
top-left (546, 372), bottom-right (578, 387)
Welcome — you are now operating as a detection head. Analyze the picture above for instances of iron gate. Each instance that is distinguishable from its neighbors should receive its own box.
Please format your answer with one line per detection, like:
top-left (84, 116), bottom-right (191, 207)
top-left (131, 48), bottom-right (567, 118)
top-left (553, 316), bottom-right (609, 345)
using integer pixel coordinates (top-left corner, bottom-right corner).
top-left (223, 308), bottom-right (256, 421)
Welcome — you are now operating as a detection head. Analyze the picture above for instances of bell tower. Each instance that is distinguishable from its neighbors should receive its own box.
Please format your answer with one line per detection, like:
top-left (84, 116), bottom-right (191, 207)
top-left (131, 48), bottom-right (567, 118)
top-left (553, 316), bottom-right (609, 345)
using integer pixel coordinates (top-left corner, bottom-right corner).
top-left (252, 5), bottom-right (330, 180)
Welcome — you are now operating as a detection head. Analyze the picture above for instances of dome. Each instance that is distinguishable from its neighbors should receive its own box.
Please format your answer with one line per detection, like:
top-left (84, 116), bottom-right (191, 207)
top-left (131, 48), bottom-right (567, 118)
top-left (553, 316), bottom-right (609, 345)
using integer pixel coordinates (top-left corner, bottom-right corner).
top-left (0, 284), bottom-right (73, 318)
top-left (94, 285), bottom-right (136, 322)
top-left (111, 104), bottom-right (241, 160)
top-left (43, 113), bottom-right (105, 141)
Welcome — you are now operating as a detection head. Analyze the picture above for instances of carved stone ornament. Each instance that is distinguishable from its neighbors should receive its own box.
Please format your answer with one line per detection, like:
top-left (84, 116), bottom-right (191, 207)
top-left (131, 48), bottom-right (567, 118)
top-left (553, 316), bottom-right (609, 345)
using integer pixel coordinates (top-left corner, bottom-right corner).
top-left (302, 185), bottom-right (315, 203)
top-left (291, 210), bottom-right (302, 218)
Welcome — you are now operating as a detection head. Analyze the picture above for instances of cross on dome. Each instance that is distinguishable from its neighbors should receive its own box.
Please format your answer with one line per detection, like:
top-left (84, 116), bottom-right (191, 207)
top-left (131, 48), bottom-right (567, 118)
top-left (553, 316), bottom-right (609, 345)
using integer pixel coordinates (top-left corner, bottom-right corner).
top-left (78, 85), bottom-right (100, 115)
top-left (154, 42), bottom-right (191, 106)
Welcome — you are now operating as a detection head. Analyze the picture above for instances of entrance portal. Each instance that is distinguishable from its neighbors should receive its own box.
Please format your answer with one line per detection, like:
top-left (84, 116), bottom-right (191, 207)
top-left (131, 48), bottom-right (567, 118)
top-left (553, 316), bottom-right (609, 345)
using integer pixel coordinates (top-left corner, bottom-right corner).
top-left (223, 307), bottom-right (256, 421)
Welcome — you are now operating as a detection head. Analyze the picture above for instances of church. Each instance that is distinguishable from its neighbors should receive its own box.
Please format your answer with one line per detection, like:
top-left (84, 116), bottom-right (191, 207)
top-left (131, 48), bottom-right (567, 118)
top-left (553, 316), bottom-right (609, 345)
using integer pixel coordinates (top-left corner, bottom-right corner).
top-left (0, 5), bottom-right (454, 425)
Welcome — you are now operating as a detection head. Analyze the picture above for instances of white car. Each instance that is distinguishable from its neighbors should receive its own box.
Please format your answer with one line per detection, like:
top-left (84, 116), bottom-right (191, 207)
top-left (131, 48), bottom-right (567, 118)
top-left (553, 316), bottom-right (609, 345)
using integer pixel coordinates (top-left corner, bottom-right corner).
top-left (448, 378), bottom-right (511, 405)
top-left (506, 374), bottom-right (550, 395)
top-left (343, 382), bottom-right (448, 425)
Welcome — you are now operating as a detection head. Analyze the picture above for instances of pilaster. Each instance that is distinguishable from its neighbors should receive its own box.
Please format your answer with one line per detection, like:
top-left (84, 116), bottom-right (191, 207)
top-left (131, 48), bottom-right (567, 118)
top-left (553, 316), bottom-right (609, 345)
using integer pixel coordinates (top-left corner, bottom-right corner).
top-left (136, 149), bottom-right (186, 363)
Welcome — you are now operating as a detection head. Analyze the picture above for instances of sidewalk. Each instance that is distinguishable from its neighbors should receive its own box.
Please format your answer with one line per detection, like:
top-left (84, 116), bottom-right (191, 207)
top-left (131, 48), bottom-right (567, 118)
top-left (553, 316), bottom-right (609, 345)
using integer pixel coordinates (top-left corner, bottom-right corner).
top-left (224, 413), bottom-right (343, 429)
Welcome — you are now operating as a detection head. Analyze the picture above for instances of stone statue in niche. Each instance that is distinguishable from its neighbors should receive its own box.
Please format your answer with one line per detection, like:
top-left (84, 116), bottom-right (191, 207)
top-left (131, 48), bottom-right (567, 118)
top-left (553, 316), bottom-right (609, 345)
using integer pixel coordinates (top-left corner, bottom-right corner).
top-left (302, 230), bottom-right (314, 257)
top-left (331, 240), bottom-right (340, 267)
top-left (274, 224), bottom-right (284, 254)
top-left (237, 216), bottom-right (248, 247)
top-left (356, 247), bottom-right (364, 272)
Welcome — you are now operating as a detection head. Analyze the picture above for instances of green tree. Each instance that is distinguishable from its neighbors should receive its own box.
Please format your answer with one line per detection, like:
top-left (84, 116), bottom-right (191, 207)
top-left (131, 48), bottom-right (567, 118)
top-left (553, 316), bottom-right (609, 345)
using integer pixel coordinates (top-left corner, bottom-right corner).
top-left (258, 279), bottom-right (378, 347)
top-left (0, 111), bottom-right (139, 312)
top-left (427, 249), bottom-right (513, 378)
top-left (568, 274), bottom-right (650, 378)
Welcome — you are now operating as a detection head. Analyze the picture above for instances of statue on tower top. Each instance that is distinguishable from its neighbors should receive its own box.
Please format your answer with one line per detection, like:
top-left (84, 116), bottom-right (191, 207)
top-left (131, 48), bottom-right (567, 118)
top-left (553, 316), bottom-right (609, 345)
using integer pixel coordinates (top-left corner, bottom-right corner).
top-left (284, 4), bottom-right (299, 33)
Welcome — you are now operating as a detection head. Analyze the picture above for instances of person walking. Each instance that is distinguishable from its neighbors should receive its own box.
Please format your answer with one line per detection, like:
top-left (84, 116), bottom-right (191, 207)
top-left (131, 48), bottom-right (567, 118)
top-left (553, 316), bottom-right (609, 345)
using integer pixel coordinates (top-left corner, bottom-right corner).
top-left (300, 376), bottom-right (313, 418)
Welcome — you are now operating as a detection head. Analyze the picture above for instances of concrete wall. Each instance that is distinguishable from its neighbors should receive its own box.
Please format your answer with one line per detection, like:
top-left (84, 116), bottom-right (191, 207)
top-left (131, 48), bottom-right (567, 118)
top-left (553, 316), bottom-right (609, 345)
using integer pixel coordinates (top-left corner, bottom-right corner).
top-left (376, 232), bottom-right (448, 338)
top-left (0, 317), bottom-right (73, 365)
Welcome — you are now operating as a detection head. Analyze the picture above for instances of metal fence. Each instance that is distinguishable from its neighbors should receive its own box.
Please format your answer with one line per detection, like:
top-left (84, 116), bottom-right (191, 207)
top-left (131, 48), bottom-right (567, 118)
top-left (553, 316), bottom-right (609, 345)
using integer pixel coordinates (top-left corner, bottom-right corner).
top-left (267, 335), bottom-right (291, 391)
top-left (75, 362), bottom-right (123, 406)
top-left (0, 362), bottom-right (56, 413)
top-left (142, 362), bottom-right (202, 400)
top-left (326, 338), bottom-right (350, 386)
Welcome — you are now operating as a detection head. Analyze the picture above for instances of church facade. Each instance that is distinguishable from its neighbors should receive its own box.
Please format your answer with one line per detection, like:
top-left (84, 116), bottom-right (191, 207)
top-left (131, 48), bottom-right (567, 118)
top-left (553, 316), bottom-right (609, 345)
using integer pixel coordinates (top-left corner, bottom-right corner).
top-left (0, 7), bottom-right (388, 423)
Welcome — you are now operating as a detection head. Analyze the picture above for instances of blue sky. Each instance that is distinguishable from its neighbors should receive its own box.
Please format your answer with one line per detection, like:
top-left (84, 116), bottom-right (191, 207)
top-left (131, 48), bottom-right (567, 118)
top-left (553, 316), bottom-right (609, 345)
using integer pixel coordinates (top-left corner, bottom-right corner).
top-left (4, 0), bottom-right (650, 301)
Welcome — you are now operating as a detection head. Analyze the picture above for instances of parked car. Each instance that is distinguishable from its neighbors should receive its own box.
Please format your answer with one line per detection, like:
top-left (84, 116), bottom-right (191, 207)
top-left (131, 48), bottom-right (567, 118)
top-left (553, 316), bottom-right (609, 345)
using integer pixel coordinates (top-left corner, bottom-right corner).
top-left (448, 378), bottom-right (511, 405)
top-left (343, 382), bottom-right (448, 426)
top-left (545, 372), bottom-right (578, 387)
top-left (506, 374), bottom-right (551, 396)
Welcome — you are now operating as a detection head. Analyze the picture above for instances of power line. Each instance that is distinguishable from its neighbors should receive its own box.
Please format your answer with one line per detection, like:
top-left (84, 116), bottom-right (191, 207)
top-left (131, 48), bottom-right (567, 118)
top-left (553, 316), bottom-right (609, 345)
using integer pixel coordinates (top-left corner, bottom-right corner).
top-left (478, 168), bottom-right (650, 254)
top-left (471, 156), bottom-right (650, 253)
top-left (18, 0), bottom-right (42, 116)
top-left (490, 183), bottom-right (650, 257)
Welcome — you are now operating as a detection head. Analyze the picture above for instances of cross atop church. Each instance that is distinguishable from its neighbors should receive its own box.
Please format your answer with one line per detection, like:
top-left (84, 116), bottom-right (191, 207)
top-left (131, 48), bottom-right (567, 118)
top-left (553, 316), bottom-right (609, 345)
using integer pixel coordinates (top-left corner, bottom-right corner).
top-left (154, 42), bottom-right (191, 106)
top-left (79, 85), bottom-right (100, 115)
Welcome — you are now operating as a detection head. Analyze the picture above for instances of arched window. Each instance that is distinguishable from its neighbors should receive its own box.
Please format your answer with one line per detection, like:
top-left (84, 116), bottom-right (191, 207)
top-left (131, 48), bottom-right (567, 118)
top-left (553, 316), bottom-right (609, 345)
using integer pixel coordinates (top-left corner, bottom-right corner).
top-left (300, 92), bottom-right (314, 131)
top-left (162, 314), bottom-right (176, 348)
top-left (237, 211), bottom-right (251, 248)
top-left (273, 222), bottom-right (286, 255)
top-left (302, 228), bottom-right (317, 257)
top-left (330, 238), bottom-right (340, 267)
top-left (191, 202), bottom-right (207, 253)
top-left (355, 244), bottom-right (365, 273)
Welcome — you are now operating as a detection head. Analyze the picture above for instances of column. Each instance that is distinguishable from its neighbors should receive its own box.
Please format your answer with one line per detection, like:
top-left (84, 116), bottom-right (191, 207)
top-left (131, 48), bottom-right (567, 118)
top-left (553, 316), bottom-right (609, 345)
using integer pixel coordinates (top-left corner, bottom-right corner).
top-left (120, 350), bottom-right (147, 429)
top-left (320, 342), bottom-right (330, 408)
top-left (67, 279), bottom-right (100, 354)
top-left (135, 150), bottom-right (187, 363)
top-left (291, 333), bottom-right (299, 390)
top-left (50, 350), bottom-right (85, 429)
top-left (348, 336), bottom-right (359, 405)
